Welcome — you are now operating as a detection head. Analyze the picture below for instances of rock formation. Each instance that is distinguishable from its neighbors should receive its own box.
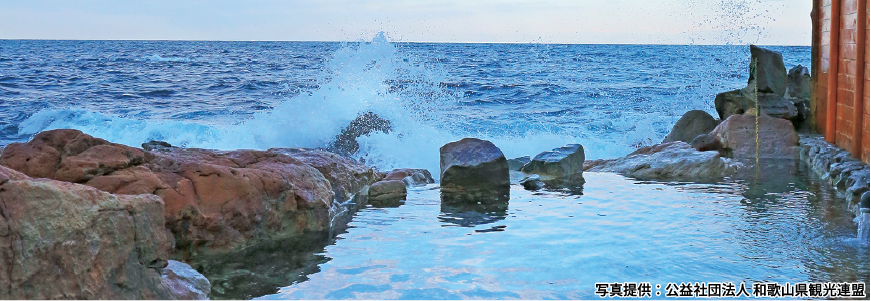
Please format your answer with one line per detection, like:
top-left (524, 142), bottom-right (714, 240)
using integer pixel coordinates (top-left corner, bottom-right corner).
top-left (714, 45), bottom-right (812, 129)
top-left (0, 129), bottom-right (380, 261)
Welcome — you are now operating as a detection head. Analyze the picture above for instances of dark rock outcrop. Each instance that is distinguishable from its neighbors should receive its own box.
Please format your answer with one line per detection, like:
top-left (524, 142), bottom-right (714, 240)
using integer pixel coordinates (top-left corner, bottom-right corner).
top-left (0, 165), bottom-right (205, 299)
top-left (327, 112), bottom-right (392, 156)
top-left (748, 45), bottom-right (787, 96)
top-left (439, 138), bottom-right (510, 202)
top-left (584, 141), bottom-right (741, 180)
top-left (662, 110), bottom-right (720, 144)
top-left (710, 114), bottom-right (799, 159)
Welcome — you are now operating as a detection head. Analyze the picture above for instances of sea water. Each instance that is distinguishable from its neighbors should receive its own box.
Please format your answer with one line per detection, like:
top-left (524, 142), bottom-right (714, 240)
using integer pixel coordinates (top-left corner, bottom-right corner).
top-left (1, 37), bottom-right (867, 300)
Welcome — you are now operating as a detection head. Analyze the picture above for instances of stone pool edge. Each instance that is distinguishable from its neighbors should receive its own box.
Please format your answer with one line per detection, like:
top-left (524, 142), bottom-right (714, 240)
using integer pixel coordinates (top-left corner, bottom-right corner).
top-left (798, 133), bottom-right (871, 241)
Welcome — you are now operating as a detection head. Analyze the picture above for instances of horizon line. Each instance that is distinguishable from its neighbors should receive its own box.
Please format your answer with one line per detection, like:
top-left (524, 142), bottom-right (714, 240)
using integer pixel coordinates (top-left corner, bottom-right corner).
top-left (0, 38), bottom-right (811, 47)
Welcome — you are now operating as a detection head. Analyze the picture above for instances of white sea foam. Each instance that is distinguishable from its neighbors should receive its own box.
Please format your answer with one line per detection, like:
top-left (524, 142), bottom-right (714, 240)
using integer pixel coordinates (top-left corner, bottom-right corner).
top-left (19, 33), bottom-right (676, 180)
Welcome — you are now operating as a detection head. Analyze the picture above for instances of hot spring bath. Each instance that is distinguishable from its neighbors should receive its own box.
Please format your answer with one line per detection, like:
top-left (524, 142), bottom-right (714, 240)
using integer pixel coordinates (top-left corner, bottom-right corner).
top-left (191, 162), bottom-right (870, 299)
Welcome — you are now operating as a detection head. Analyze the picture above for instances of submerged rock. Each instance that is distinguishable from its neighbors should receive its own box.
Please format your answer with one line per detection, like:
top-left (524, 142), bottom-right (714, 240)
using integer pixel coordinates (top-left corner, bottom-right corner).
top-left (0, 165), bottom-right (195, 299)
top-left (710, 114), bottom-right (799, 160)
top-left (327, 112), bottom-right (392, 156)
top-left (584, 141), bottom-right (741, 180)
top-left (662, 110), bottom-right (720, 144)
top-left (439, 138), bottom-right (510, 203)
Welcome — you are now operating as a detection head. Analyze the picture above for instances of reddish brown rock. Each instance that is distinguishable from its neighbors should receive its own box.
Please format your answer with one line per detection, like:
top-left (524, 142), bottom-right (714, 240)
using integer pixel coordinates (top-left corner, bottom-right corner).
top-left (0, 129), bottom-right (145, 183)
top-left (710, 114), bottom-right (799, 159)
top-left (269, 147), bottom-right (379, 200)
top-left (1, 129), bottom-right (381, 260)
top-left (0, 165), bottom-right (181, 299)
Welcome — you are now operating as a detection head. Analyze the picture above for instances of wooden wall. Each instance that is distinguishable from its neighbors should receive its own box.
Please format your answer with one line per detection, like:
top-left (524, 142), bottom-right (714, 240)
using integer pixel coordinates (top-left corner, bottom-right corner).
top-left (812, 0), bottom-right (870, 163)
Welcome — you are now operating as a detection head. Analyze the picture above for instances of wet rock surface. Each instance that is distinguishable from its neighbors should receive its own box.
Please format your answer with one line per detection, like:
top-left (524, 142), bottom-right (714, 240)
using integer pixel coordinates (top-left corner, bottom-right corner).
top-left (800, 135), bottom-right (871, 215)
top-left (584, 141), bottom-right (741, 181)
top-left (368, 180), bottom-right (407, 207)
top-left (520, 144), bottom-right (585, 181)
top-left (326, 112), bottom-right (392, 156)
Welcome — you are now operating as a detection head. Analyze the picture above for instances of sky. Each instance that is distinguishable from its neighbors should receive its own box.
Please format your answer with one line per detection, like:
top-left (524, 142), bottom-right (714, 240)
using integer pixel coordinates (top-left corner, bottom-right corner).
top-left (0, 0), bottom-right (812, 45)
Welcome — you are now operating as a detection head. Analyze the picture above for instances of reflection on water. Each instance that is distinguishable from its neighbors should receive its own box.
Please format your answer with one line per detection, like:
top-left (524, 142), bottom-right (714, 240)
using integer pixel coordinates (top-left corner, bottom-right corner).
top-left (196, 160), bottom-right (868, 300)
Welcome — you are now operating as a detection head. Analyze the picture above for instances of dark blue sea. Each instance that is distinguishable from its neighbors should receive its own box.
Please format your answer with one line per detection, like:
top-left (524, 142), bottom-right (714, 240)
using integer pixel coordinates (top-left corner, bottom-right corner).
top-left (4, 36), bottom-right (868, 300)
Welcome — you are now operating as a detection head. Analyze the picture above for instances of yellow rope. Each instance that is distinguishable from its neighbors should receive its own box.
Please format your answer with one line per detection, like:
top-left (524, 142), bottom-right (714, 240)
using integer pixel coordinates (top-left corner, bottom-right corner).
top-left (753, 57), bottom-right (759, 166)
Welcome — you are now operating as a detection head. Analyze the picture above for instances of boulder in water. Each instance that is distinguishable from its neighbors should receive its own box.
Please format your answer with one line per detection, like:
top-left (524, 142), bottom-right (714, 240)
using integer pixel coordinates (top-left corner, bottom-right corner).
top-left (662, 110), bottom-right (720, 144)
top-left (327, 112), bottom-right (392, 156)
top-left (368, 180), bottom-right (407, 207)
top-left (520, 144), bottom-right (585, 181)
top-left (439, 138), bottom-right (510, 203)
top-left (710, 114), bottom-right (799, 160)
top-left (161, 260), bottom-right (211, 300)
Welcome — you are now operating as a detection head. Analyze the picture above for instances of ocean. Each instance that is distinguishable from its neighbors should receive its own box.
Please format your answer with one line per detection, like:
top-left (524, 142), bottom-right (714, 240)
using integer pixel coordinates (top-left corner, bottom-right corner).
top-left (0, 35), bottom-right (811, 176)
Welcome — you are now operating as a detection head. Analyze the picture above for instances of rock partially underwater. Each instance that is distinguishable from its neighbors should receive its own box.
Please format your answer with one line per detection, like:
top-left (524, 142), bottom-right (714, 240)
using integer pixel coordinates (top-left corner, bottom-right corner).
top-left (439, 138), bottom-right (510, 203)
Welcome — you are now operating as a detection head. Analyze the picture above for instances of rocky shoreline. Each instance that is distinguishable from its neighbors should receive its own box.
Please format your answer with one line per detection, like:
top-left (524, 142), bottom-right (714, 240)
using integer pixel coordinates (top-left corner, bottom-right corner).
top-left (0, 45), bottom-right (867, 299)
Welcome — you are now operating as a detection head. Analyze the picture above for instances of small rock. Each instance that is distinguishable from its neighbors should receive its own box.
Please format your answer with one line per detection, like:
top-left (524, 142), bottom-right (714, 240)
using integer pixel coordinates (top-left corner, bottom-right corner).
top-left (662, 110), bottom-right (720, 144)
top-left (519, 174), bottom-right (544, 191)
top-left (142, 140), bottom-right (174, 152)
top-left (368, 180), bottom-right (407, 207)
top-left (690, 134), bottom-right (721, 152)
top-left (161, 260), bottom-right (211, 300)
top-left (861, 191), bottom-right (869, 209)
top-left (507, 156), bottom-right (531, 171)
top-left (384, 168), bottom-right (434, 186)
